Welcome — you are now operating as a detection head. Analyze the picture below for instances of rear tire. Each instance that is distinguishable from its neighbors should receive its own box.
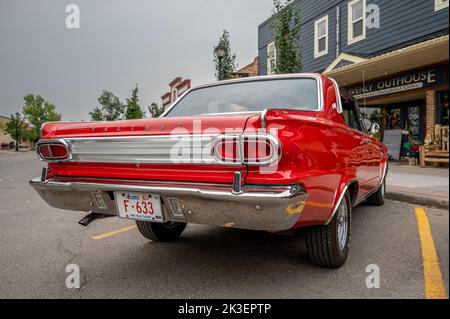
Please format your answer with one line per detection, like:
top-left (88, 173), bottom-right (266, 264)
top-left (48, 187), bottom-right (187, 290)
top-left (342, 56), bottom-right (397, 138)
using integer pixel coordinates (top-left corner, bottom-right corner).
top-left (305, 192), bottom-right (352, 268)
top-left (367, 178), bottom-right (386, 206)
top-left (136, 221), bottom-right (186, 242)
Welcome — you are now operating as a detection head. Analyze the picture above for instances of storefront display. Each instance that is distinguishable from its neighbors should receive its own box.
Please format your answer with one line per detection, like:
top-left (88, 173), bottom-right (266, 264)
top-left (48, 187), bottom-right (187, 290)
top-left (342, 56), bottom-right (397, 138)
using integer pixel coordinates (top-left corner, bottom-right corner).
top-left (438, 90), bottom-right (449, 126)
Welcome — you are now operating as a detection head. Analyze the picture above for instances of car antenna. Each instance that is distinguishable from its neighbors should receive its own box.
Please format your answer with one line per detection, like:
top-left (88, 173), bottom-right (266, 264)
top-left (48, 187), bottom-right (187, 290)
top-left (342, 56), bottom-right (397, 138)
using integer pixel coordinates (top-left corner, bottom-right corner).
top-left (362, 69), bottom-right (369, 123)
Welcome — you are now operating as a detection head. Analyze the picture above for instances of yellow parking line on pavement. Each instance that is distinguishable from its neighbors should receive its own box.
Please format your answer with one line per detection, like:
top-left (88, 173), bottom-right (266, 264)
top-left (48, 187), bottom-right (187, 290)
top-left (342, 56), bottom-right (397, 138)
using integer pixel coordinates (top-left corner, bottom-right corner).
top-left (92, 225), bottom-right (137, 240)
top-left (415, 208), bottom-right (447, 299)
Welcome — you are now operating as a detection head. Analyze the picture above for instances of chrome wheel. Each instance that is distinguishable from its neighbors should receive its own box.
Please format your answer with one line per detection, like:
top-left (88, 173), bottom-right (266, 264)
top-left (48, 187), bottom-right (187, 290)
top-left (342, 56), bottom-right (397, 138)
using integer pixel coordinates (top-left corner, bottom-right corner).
top-left (336, 199), bottom-right (348, 251)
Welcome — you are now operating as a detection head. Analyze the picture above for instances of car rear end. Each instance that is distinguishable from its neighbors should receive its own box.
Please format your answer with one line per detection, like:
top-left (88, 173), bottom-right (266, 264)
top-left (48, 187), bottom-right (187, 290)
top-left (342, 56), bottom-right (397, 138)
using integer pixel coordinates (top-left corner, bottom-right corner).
top-left (31, 112), bottom-right (308, 232)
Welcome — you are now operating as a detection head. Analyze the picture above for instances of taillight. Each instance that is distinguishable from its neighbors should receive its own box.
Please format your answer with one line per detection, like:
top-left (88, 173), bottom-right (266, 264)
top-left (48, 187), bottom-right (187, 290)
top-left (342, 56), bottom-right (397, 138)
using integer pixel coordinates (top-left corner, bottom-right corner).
top-left (37, 141), bottom-right (69, 161)
top-left (212, 134), bottom-right (280, 166)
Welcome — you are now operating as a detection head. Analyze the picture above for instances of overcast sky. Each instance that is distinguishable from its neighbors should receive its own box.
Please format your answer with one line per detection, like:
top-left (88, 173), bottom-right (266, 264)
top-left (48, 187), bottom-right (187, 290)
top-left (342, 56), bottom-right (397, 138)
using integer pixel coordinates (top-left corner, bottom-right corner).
top-left (0, 0), bottom-right (274, 121)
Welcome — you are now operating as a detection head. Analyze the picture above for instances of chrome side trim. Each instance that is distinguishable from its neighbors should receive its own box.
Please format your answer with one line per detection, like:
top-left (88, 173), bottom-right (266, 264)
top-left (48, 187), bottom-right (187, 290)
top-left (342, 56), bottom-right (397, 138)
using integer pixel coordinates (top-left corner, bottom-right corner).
top-left (325, 182), bottom-right (352, 225)
top-left (261, 109), bottom-right (268, 129)
top-left (327, 162), bottom-right (389, 224)
top-left (354, 162), bottom-right (389, 206)
top-left (330, 78), bottom-right (343, 113)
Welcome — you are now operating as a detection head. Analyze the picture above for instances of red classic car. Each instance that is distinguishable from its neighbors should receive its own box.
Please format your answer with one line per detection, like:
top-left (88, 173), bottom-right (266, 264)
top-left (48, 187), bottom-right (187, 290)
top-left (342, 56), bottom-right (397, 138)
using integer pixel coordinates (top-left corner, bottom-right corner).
top-left (30, 73), bottom-right (388, 268)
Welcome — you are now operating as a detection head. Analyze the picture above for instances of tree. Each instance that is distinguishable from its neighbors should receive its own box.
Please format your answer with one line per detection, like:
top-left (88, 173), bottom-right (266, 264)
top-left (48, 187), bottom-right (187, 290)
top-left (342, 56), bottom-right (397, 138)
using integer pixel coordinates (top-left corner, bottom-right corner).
top-left (22, 94), bottom-right (62, 144)
top-left (214, 30), bottom-right (237, 81)
top-left (270, 0), bottom-right (302, 74)
top-left (89, 90), bottom-right (125, 121)
top-left (5, 113), bottom-right (28, 151)
top-left (148, 102), bottom-right (165, 118)
top-left (125, 84), bottom-right (145, 120)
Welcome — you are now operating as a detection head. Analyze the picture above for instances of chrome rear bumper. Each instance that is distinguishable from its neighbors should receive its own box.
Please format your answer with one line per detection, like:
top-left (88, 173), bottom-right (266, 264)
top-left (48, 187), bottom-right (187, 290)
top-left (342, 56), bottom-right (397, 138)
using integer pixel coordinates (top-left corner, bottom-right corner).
top-left (30, 177), bottom-right (308, 231)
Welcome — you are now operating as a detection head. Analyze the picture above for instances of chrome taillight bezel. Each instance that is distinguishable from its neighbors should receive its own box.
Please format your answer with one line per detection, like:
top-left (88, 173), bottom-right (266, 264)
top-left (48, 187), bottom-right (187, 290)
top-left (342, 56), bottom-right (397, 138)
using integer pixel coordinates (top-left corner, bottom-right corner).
top-left (36, 139), bottom-right (71, 162)
top-left (212, 134), bottom-right (281, 166)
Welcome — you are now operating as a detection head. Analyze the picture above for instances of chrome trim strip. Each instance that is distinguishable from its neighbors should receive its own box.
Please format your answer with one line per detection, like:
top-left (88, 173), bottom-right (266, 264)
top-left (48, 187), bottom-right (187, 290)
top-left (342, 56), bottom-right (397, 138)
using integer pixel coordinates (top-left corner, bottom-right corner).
top-left (31, 176), bottom-right (302, 199)
top-left (327, 163), bottom-right (389, 224)
top-left (325, 182), bottom-right (352, 225)
top-left (261, 109), bottom-right (268, 129)
top-left (36, 133), bottom-right (281, 167)
top-left (330, 78), bottom-right (343, 113)
top-left (354, 162), bottom-right (389, 206)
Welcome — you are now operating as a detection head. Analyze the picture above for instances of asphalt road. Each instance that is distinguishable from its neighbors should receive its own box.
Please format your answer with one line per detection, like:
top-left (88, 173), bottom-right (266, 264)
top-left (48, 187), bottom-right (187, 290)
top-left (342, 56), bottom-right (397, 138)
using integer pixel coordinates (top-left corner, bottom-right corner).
top-left (0, 151), bottom-right (448, 299)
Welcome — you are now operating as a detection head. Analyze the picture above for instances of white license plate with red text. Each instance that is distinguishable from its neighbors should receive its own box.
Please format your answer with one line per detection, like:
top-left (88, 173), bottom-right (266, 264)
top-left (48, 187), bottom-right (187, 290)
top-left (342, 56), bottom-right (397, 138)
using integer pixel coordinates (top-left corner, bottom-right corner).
top-left (115, 192), bottom-right (164, 222)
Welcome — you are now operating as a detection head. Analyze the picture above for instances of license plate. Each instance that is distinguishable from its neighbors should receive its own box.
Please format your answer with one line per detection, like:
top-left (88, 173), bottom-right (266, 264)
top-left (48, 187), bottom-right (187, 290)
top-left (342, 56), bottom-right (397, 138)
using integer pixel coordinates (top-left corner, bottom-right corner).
top-left (115, 192), bottom-right (164, 222)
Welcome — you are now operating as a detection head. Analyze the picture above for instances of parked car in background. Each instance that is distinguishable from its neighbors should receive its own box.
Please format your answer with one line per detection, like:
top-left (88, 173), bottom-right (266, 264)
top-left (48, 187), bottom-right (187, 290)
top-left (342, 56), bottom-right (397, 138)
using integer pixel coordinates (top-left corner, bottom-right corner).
top-left (30, 74), bottom-right (388, 268)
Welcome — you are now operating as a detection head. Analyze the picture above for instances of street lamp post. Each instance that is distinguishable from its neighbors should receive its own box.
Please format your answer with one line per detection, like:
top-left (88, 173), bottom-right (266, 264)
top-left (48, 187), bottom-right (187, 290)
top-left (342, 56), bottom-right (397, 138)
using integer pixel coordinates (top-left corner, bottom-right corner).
top-left (214, 44), bottom-right (226, 81)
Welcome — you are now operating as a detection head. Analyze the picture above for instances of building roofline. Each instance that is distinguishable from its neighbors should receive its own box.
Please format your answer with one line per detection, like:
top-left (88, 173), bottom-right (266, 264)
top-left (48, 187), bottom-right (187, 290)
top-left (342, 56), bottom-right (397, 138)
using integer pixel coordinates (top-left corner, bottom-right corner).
top-left (161, 92), bottom-right (171, 100)
top-left (176, 79), bottom-right (191, 90)
top-left (325, 35), bottom-right (449, 76)
top-left (169, 77), bottom-right (182, 87)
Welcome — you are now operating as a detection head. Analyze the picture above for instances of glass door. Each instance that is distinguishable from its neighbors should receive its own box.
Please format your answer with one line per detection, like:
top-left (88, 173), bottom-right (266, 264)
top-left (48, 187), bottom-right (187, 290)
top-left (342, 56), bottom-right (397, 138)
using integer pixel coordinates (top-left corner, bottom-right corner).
top-left (406, 106), bottom-right (420, 139)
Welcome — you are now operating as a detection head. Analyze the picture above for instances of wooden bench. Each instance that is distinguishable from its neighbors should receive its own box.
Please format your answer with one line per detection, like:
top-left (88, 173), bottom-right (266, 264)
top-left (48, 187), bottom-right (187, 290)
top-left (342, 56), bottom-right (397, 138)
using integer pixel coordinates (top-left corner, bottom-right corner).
top-left (419, 125), bottom-right (449, 167)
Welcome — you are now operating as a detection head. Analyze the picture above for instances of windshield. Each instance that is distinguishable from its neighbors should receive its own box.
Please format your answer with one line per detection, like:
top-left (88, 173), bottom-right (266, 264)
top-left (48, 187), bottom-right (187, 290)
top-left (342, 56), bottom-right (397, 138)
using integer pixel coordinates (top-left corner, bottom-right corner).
top-left (165, 78), bottom-right (319, 117)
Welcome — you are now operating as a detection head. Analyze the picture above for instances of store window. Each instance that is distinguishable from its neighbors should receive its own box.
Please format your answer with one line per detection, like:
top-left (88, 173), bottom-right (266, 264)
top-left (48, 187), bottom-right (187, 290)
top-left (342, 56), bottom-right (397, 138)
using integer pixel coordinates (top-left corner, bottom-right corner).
top-left (406, 106), bottom-right (420, 139)
top-left (314, 16), bottom-right (328, 58)
top-left (435, 0), bottom-right (449, 11)
top-left (361, 106), bottom-right (383, 139)
top-left (348, 0), bottom-right (366, 45)
top-left (342, 96), bottom-right (362, 131)
top-left (438, 91), bottom-right (449, 126)
top-left (387, 108), bottom-right (402, 130)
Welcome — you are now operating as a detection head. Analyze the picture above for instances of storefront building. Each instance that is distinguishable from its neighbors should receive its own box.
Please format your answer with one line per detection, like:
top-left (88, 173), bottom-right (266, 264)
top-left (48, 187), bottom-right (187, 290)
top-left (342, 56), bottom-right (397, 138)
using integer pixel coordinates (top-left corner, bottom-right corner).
top-left (324, 36), bottom-right (449, 157)
top-left (258, 0), bottom-right (449, 159)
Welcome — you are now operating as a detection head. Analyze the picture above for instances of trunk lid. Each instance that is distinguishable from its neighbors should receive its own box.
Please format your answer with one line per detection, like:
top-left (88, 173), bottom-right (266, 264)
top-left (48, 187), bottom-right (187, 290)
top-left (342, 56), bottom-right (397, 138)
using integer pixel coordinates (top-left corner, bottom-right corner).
top-left (42, 114), bottom-right (259, 139)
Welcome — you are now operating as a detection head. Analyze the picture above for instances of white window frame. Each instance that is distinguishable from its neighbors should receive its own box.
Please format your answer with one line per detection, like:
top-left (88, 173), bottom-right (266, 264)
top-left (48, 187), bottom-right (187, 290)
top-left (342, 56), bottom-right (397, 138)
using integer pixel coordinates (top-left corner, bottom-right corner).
top-left (267, 42), bottom-right (277, 75)
top-left (435, 0), bottom-right (449, 11)
top-left (314, 15), bottom-right (329, 59)
top-left (171, 87), bottom-right (178, 102)
top-left (347, 0), bottom-right (366, 45)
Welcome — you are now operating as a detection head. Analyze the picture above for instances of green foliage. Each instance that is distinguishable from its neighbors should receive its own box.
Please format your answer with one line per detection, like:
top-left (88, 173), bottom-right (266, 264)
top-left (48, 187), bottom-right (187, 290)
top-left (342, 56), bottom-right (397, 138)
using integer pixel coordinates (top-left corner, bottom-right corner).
top-left (5, 113), bottom-right (28, 151)
top-left (125, 84), bottom-right (145, 120)
top-left (148, 102), bottom-right (165, 118)
top-left (214, 30), bottom-right (237, 81)
top-left (22, 94), bottom-right (62, 143)
top-left (270, 0), bottom-right (302, 74)
top-left (90, 90), bottom-right (125, 121)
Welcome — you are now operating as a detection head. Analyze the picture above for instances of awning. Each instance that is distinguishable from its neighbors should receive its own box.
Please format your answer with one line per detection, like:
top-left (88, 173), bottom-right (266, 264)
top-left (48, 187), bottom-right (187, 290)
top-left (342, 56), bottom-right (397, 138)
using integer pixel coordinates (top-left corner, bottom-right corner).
top-left (324, 35), bottom-right (449, 86)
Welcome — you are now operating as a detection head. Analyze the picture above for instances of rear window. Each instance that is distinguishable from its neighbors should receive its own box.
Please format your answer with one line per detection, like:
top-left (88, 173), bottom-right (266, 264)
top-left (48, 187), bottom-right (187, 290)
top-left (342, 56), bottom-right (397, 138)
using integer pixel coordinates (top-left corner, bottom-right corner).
top-left (165, 78), bottom-right (320, 117)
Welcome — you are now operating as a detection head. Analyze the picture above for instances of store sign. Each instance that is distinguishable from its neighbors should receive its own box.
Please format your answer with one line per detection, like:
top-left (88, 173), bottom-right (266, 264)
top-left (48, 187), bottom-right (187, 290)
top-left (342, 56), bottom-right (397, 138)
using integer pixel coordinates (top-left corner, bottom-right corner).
top-left (348, 65), bottom-right (448, 100)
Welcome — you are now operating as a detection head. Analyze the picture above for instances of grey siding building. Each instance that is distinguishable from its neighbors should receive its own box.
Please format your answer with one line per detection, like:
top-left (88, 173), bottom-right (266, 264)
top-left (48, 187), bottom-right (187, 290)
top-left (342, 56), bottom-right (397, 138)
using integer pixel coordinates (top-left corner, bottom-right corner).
top-left (258, 0), bottom-right (449, 148)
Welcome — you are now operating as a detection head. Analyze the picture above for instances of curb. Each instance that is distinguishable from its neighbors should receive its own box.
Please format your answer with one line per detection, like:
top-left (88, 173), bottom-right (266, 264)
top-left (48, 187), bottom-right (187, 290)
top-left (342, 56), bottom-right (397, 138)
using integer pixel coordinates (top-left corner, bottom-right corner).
top-left (387, 192), bottom-right (449, 210)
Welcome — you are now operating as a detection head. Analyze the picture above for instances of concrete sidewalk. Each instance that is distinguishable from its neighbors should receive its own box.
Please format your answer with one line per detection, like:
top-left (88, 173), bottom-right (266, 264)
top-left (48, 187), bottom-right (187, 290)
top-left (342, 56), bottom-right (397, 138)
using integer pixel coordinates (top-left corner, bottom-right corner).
top-left (387, 162), bottom-right (449, 209)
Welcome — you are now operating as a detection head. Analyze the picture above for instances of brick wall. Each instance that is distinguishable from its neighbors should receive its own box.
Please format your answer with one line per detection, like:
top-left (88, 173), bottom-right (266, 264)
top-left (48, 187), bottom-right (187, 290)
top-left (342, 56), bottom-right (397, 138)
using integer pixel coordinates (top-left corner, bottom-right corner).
top-left (425, 90), bottom-right (436, 138)
top-left (233, 57), bottom-right (259, 78)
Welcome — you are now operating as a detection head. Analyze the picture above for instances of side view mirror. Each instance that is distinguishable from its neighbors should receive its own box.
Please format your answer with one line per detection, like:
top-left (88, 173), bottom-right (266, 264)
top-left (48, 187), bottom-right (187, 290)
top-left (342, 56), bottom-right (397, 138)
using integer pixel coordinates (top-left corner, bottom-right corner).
top-left (363, 119), bottom-right (381, 136)
top-left (370, 123), bottom-right (381, 135)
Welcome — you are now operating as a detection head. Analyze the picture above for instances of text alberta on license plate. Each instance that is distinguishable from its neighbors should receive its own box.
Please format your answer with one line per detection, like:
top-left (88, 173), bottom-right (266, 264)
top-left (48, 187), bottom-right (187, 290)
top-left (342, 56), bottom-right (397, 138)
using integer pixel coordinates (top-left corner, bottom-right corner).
top-left (115, 191), bottom-right (164, 222)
